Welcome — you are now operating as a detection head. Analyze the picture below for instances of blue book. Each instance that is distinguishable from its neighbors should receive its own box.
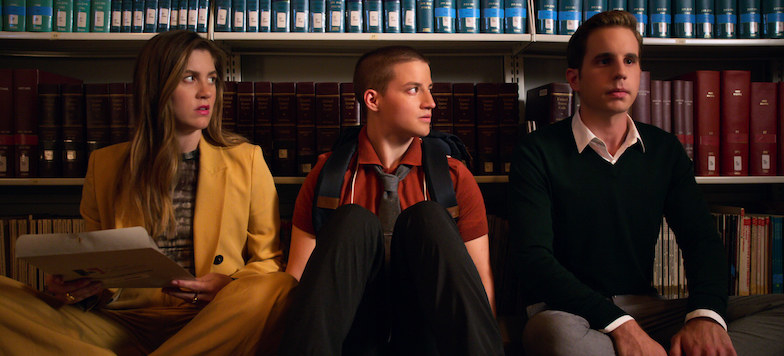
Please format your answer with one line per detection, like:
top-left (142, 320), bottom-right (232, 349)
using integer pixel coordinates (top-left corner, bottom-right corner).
top-left (132, 0), bottom-right (144, 32)
top-left (401, 0), bottom-right (416, 31)
top-left (143, 0), bottom-right (158, 32)
top-left (716, 0), bottom-right (736, 38)
top-left (435, 0), bottom-right (455, 32)
top-left (27, 0), bottom-right (53, 32)
top-left (480, 0), bottom-right (501, 33)
top-left (607, 0), bottom-right (625, 10)
top-left (457, 0), bottom-right (479, 32)
top-left (215, 0), bottom-right (231, 31)
top-left (764, 0), bottom-right (784, 38)
top-left (417, 0), bottom-right (433, 32)
top-left (157, 0), bottom-right (171, 31)
top-left (534, 0), bottom-right (555, 34)
top-left (233, 0), bottom-right (247, 31)
top-left (185, 0), bottom-right (197, 30)
top-left (628, 0), bottom-right (647, 36)
top-left (54, 0), bottom-right (74, 32)
top-left (557, 0), bottom-right (580, 35)
top-left (247, 0), bottom-right (259, 31)
top-left (4, 0), bottom-right (26, 31)
top-left (739, 0), bottom-right (762, 38)
top-left (673, 0), bottom-right (695, 37)
top-left (176, 0), bottom-right (187, 28)
top-left (197, 0), bottom-right (209, 32)
top-left (504, 0), bottom-right (524, 33)
top-left (346, 0), bottom-right (362, 32)
top-left (91, 0), bottom-right (111, 31)
top-left (365, 0), bottom-right (383, 32)
top-left (649, 0), bottom-right (670, 37)
top-left (310, 0), bottom-right (325, 31)
top-left (326, 0), bottom-right (343, 31)
top-left (116, 0), bottom-right (129, 31)
top-left (583, 0), bottom-right (604, 21)
top-left (260, 0), bottom-right (271, 30)
top-left (291, 0), bottom-right (308, 31)
top-left (384, 0), bottom-right (401, 32)
top-left (74, 0), bottom-right (90, 32)
top-left (170, 0), bottom-right (179, 29)
top-left (272, 0), bottom-right (290, 31)
top-left (695, 0), bottom-right (713, 37)
top-left (772, 216), bottom-right (783, 293)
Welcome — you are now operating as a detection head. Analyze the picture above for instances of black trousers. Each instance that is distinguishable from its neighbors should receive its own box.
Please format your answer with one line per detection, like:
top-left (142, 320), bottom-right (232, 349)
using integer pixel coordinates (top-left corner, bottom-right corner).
top-left (279, 201), bottom-right (504, 356)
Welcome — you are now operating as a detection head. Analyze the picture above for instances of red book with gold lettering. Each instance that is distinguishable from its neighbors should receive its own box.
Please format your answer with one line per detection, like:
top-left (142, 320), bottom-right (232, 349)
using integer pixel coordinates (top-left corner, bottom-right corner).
top-left (680, 71), bottom-right (720, 176)
top-left (720, 70), bottom-right (751, 176)
top-left (749, 82), bottom-right (777, 176)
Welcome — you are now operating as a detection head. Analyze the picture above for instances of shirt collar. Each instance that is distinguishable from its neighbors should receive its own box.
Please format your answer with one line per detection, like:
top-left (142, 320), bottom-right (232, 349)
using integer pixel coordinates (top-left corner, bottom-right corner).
top-left (356, 126), bottom-right (423, 169)
top-left (571, 111), bottom-right (645, 154)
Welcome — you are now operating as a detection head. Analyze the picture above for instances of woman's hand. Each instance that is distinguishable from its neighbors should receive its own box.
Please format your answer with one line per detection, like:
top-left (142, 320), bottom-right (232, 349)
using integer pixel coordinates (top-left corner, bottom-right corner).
top-left (44, 274), bottom-right (104, 305)
top-left (163, 273), bottom-right (233, 306)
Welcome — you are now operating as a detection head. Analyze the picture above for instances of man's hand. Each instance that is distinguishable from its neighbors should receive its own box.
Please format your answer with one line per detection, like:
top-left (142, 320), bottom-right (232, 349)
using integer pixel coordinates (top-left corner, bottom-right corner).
top-left (669, 317), bottom-right (736, 356)
top-left (610, 319), bottom-right (667, 356)
top-left (44, 274), bottom-right (103, 305)
top-left (163, 273), bottom-right (233, 305)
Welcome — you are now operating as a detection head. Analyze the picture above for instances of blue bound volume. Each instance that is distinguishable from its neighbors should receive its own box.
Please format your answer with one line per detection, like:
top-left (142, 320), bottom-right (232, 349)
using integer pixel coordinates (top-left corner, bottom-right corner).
top-left (716, 0), bottom-right (736, 37)
top-left (326, 0), bottom-right (343, 31)
top-left (111, 0), bottom-right (123, 31)
top-left (310, 0), bottom-right (325, 31)
top-left (673, 0), bottom-right (695, 37)
top-left (764, 0), bottom-right (784, 38)
top-left (384, 0), bottom-right (401, 32)
top-left (215, 0), bottom-right (231, 31)
top-left (346, 0), bottom-right (362, 32)
top-left (504, 0), bottom-right (524, 33)
top-left (143, 0), bottom-right (157, 32)
top-left (247, 0), bottom-right (260, 31)
top-left (291, 0), bottom-right (308, 31)
top-left (557, 0), bottom-right (580, 35)
top-left (417, 0), bottom-right (433, 32)
top-left (607, 0), bottom-right (624, 11)
top-left (157, 0), bottom-right (171, 32)
top-left (628, 0), bottom-right (647, 36)
top-left (260, 0), bottom-right (271, 31)
top-left (272, 0), bottom-right (290, 31)
top-left (649, 0), bottom-right (671, 37)
top-left (582, 0), bottom-right (603, 21)
top-left (457, 0), bottom-right (479, 33)
top-left (435, 0), bottom-right (455, 32)
top-left (198, 0), bottom-right (211, 32)
top-left (55, 0), bottom-right (75, 32)
top-left (535, 0), bottom-right (555, 34)
top-left (364, 0), bottom-right (383, 32)
top-left (233, 0), bottom-right (246, 31)
top-left (131, 0), bottom-right (144, 32)
top-left (481, 0), bottom-right (502, 33)
top-left (401, 0), bottom-right (416, 31)
top-left (695, 0), bottom-right (713, 37)
top-left (739, 0), bottom-right (761, 38)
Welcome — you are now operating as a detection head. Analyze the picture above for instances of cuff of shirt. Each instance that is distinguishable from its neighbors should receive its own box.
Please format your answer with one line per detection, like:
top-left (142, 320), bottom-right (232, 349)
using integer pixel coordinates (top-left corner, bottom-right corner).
top-left (600, 315), bottom-right (634, 333)
top-left (685, 309), bottom-right (727, 331)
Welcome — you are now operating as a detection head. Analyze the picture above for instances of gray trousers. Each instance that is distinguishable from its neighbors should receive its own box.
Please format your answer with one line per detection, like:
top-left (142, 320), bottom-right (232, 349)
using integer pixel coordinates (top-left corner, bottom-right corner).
top-left (522, 294), bottom-right (784, 356)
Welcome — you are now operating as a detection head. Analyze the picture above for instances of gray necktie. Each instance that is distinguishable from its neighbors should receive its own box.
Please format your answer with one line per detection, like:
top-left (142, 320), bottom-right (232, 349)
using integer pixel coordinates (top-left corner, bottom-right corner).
top-left (373, 164), bottom-right (411, 262)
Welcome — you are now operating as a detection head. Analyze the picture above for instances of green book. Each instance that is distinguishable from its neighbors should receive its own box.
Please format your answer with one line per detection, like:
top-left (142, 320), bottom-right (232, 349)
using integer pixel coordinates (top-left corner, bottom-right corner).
top-left (91, 0), bottom-right (112, 31)
top-left (55, 0), bottom-right (74, 31)
top-left (74, 0), bottom-right (91, 31)
top-left (3, 0), bottom-right (27, 31)
top-left (27, 0), bottom-right (54, 31)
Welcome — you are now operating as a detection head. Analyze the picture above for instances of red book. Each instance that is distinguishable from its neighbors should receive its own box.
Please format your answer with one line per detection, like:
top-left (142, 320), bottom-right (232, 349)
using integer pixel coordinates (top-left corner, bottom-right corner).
top-left (315, 82), bottom-right (340, 155)
top-left (684, 81), bottom-right (694, 161)
top-left (672, 80), bottom-right (694, 160)
top-left (0, 69), bottom-right (13, 177)
top-left (432, 82), bottom-right (453, 134)
top-left (630, 71), bottom-right (651, 124)
top-left (222, 81), bottom-right (237, 133)
top-left (84, 83), bottom-right (110, 155)
top-left (272, 82), bottom-right (297, 176)
top-left (37, 83), bottom-right (61, 178)
top-left (61, 83), bottom-right (86, 178)
top-left (453, 83), bottom-right (477, 172)
top-left (499, 82), bottom-right (520, 173)
top-left (235, 82), bottom-right (255, 141)
top-left (253, 81), bottom-right (273, 164)
top-left (340, 83), bottom-right (360, 128)
top-left (650, 80), bottom-right (664, 130)
top-left (296, 82), bottom-right (316, 176)
top-left (108, 83), bottom-right (128, 145)
top-left (680, 71), bottom-right (720, 176)
top-left (749, 82), bottom-right (778, 176)
top-left (720, 70), bottom-right (751, 176)
top-left (662, 81), bottom-right (672, 133)
top-left (476, 83), bottom-right (499, 175)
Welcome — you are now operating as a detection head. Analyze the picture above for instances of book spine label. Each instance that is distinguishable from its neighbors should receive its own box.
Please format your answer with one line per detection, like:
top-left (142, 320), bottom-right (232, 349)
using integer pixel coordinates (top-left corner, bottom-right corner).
top-left (401, 0), bottom-right (415, 31)
top-left (417, 0), bottom-right (433, 32)
top-left (628, 0), bottom-right (647, 36)
top-left (233, 0), bottom-right (247, 31)
top-left (327, 0), bottom-right (344, 31)
top-left (364, 0), bottom-right (383, 32)
top-left (457, 0), bottom-right (478, 33)
top-left (504, 0), bottom-right (525, 33)
top-left (720, 70), bottom-right (751, 176)
top-left (434, 0), bottom-right (455, 32)
top-left (739, 0), bottom-right (762, 38)
top-left (716, 0), bottom-right (737, 38)
top-left (170, 0), bottom-right (179, 28)
top-left (74, 0), bottom-right (90, 32)
top-left (557, 0), bottom-right (580, 35)
top-left (535, 0), bottom-right (555, 34)
top-left (384, 0), bottom-right (400, 32)
top-left (340, 83), bottom-right (360, 127)
top-left (27, 0), bottom-right (54, 32)
top-left (176, 0), bottom-right (187, 29)
top-left (291, 0), bottom-right (308, 31)
top-left (54, 0), bottom-right (74, 32)
top-left (309, 0), bottom-right (325, 31)
top-left (480, 0), bottom-right (501, 33)
top-left (143, 0), bottom-right (158, 32)
top-left (346, 0), bottom-right (362, 32)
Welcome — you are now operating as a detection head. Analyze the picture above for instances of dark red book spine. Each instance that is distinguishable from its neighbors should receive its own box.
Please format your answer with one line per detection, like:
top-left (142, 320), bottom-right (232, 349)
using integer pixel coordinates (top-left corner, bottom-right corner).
top-left (315, 82), bottom-right (340, 155)
top-left (296, 82), bottom-right (316, 176)
top-left (662, 81), bottom-right (672, 133)
top-left (253, 81), bottom-right (273, 164)
top-left (432, 82), bottom-right (453, 134)
top-left (222, 81), bottom-right (237, 133)
top-left (452, 83), bottom-right (477, 172)
top-left (0, 69), bottom-right (14, 177)
top-left (37, 83), bottom-right (61, 178)
top-left (683, 81), bottom-right (694, 161)
top-left (108, 82), bottom-right (128, 145)
top-left (272, 82), bottom-right (297, 176)
top-left (749, 82), bottom-right (777, 176)
top-left (499, 82), bottom-right (520, 173)
top-left (720, 70), bottom-right (751, 176)
top-left (672, 80), bottom-right (688, 157)
top-left (631, 71), bottom-right (651, 124)
top-left (525, 82), bottom-right (573, 130)
top-left (235, 81), bottom-right (255, 141)
top-left (475, 83), bottom-right (499, 175)
top-left (13, 69), bottom-right (41, 177)
top-left (680, 71), bottom-right (720, 176)
top-left (340, 83), bottom-right (360, 128)
top-left (61, 83), bottom-right (86, 178)
top-left (84, 83), bottom-right (110, 157)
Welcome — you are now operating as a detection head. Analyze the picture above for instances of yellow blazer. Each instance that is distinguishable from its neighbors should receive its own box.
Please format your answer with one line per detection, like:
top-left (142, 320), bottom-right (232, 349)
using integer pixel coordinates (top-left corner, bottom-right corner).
top-left (80, 136), bottom-right (282, 308)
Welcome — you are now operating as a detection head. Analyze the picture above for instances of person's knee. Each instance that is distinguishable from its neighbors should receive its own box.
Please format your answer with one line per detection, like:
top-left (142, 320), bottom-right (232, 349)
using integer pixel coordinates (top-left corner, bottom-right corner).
top-left (395, 200), bottom-right (458, 246)
top-left (319, 204), bottom-right (382, 246)
top-left (523, 311), bottom-right (599, 356)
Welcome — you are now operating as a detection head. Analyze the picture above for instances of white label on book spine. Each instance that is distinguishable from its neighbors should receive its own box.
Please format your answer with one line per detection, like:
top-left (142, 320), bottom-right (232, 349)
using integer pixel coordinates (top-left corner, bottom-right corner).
top-left (725, 23), bottom-right (734, 36)
top-left (703, 22), bottom-right (711, 35)
top-left (331, 11), bottom-right (341, 26)
top-left (278, 149), bottom-right (288, 159)
top-left (66, 150), bottom-right (77, 161)
top-left (218, 9), bottom-right (228, 25)
top-left (113, 11), bottom-right (122, 26)
top-left (484, 162), bottom-right (493, 173)
top-left (513, 17), bottom-right (521, 28)
top-left (249, 11), bottom-right (258, 27)
top-left (750, 22), bottom-right (758, 34)
top-left (0, 155), bottom-right (6, 172)
top-left (9, 15), bottom-right (18, 25)
top-left (313, 13), bottom-right (323, 29)
top-left (160, 8), bottom-right (169, 24)
top-left (734, 156), bottom-right (742, 171)
top-left (57, 11), bottom-right (67, 27)
top-left (276, 12), bottom-right (286, 28)
top-left (490, 17), bottom-right (499, 29)
top-left (404, 10), bottom-right (414, 26)
top-left (33, 15), bottom-right (43, 26)
top-left (19, 153), bottom-right (29, 172)
top-left (350, 10), bottom-right (360, 26)
top-left (388, 11), bottom-right (398, 27)
top-left (636, 22), bottom-right (644, 35)
top-left (504, 162), bottom-right (511, 172)
top-left (567, 19), bottom-right (578, 31)
top-left (708, 155), bottom-right (715, 171)
top-left (171, 9), bottom-right (178, 26)
top-left (234, 11), bottom-right (244, 27)
top-left (466, 16), bottom-right (476, 29)
top-left (369, 11), bottom-right (379, 26)
top-left (658, 22), bottom-right (667, 34)
top-left (95, 12), bottom-right (105, 27)
top-left (301, 163), bottom-right (312, 173)
top-left (179, 8), bottom-right (188, 25)
top-left (777, 22), bottom-right (784, 33)
top-left (44, 150), bottom-right (54, 161)
top-left (261, 11), bottom-right (271, 27)
top-left (296, 12), bottom-right (306, 27)
top-left (124, 10), bottom-right (132, 26)
top-left (684, 22), bottom-right (692, 36)
top-left (78, 12), bottom-right (88, 27)
top-left (146, 9), bottom-right (156, 24)
top-left (763, 154), bottom-right (771, 170)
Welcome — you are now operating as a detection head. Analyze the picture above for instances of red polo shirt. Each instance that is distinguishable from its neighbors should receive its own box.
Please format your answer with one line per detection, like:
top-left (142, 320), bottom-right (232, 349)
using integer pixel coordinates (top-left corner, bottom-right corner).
top-left (292, 126), bottom-right (488, 242)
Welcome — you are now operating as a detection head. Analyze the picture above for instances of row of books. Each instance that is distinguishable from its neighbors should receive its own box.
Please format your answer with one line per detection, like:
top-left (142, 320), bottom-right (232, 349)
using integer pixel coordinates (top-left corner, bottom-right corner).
top-left (534, 0), bottom-right (784, 39)
top-left (1, 0), bottom-right (210, 32)
top-left (0, 216), bottom-right (87, 291)
top-left (654, 218), bottom-right (687, 299)
top-left (527, 71), bottom-right (784, 177)
top-left (713, 206), bottom-right (784, 296)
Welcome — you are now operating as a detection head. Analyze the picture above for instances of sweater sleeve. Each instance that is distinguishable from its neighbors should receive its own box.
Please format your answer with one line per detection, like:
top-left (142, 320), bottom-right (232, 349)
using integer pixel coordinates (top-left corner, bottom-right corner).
top-left (508, 134), bottom-right (627, 329)
top-left (661, 136), bottom-right (728, 317)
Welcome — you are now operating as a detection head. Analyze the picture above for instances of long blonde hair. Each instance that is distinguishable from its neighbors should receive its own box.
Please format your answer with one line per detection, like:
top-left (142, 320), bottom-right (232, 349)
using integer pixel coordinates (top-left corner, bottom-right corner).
top-left (121, 30), bottom-right (245, 239)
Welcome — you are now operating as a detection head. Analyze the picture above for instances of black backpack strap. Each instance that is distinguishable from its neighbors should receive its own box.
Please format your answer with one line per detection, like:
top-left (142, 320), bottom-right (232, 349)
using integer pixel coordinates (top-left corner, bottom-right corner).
top-left (312, 126), bottom-right (361, 234)
top-left (422, 136), bottom-right (460, 219)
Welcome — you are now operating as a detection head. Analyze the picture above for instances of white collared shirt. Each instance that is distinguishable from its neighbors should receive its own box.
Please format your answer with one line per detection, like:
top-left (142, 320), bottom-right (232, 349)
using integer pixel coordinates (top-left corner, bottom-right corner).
top-left (569, 112), bottom-right (728, 333)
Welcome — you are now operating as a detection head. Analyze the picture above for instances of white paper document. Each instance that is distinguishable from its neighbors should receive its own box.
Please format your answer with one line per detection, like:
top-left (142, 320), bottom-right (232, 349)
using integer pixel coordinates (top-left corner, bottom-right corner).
top-left (16, 226), bottom-right (195, 288)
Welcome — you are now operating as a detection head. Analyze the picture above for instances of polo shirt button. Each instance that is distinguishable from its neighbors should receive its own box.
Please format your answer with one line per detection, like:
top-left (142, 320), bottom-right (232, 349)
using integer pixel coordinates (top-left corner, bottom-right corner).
top-left (213, 255), bottom-right (223, 265)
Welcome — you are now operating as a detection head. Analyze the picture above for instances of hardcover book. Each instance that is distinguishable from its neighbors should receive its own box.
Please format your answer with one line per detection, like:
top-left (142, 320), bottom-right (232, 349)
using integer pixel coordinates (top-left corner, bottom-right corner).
top-left (557, 0), bottom-right (580, 35)
top-left (3, 0), bottom-right (27, 31)
top-left (680, 71), bottom-right (720, 176)
top-left (764, 0), bottom-right (784, 38)
top-left (253, 81), bottom-right (273, 164)
top-left (480, 0), bottom-right (501, 33)
top-left (215, 0), bottom-right (232, 31)
top-left (365, 0), bottom-right (383, 32)
top-left (452, 83), bottom-right (476, 171)
top-left (475, 83), bottom-right (499, 175)
top-left (291, 0), bottom-right (308, 31)
top-left (37, 83), bottom-right (61, 178)
top-left (315, 82), bottom-right (340, 154)
top-left (233, 0), bottom-right (247, 31)
top-left (196, 0), bottom-right (209, 31)
top-left (662, 80), bottom-right (672, 133)
top-left (236, 82), bottom-right (255, 141)
top-left (326, 0), bottom-right (344, 31)
top-left (628, 0), bottom-right (647, 36)
top-left (739, 0), bottom-right (762, 38)
top-left (54, 0), bottom-right (74, 32)
top-left (583, 0), bottom-right (603, 21)
top-left (27, 0), bottom-right (54, 32)
top-left (695, 0), bottom-right (713, 37)
top-left (719, 70), bottom-right (751, 176)
top-left (607, 0), bottom-right (625, 10)
top-left (222, 81), bottom-right (237, 133)
top-left (673, 0), bottom-right (695, 37)
top-left (132, 0), bottom-right (144, 32)
top-left (401, 0), bottom-right (416, 32)
top-left (0, 69), bottom-right (13, 177)
top-left (417, 0), bottom-right (433, 32)
top-left (346, 0), bottom-right (362, 32)
top-left (384, 0), bottom-right (401, 32)
top-left (260, 0), bottom-right (271, 31)
top-left (650, 80), bottom-right (664, 130)
top-left (170, 0), bottom-right (179, 29)
top-left (649, 0), bottom-right (671, 37)
top-left (525, 82), bottom-right (574, 129)
top-left (716, 0), bottom-right (737, 37)
top-left (248, 0), bottom-right (260, 31)
top-left (272, 82), bottom-right (297, 176)
top-left (672, 80), bottom-right (694, 160)
top-left (431, 82), bottom-right (453, 134)
top-left (143, 0), bottom-right (158, 31)
top-left (296, 82), bottom-right (316, 175)
top-left (498, 82), bottom-right (519, 173)
top-left (630, 71), bottom-right (651, 124)
top-left (156, 0), bottom-right (171, 31)
top-left (309, 0), bottom-right (325, 31)
top-left (74, 0), bottom-right (91, 32)
top-left (91, 0), bottom-right (111, 32)
top-left (435, 0), bottom-right (455, 32)
top-left (340, 83), bottom-right (360, 127)
top-left (504, 0), bottom-right (525, 33)
top-left (111, 0), bottom-right (123, 31)
top-left (108, 82), bottom-right (128, 145)
top-left (457, 0), bottom-right (479, 33)
top-left (61, 83), bottom-right (86, 178)
top-left (749, 82), bottom-right (777, 175)
top-left (85, 83), bottom-right (111, 155)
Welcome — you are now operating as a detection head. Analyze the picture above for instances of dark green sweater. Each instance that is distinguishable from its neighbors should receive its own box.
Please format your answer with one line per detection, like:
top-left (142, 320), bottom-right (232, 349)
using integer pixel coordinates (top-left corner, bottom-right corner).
top-left (508, 117), bottom-right (728, 329)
